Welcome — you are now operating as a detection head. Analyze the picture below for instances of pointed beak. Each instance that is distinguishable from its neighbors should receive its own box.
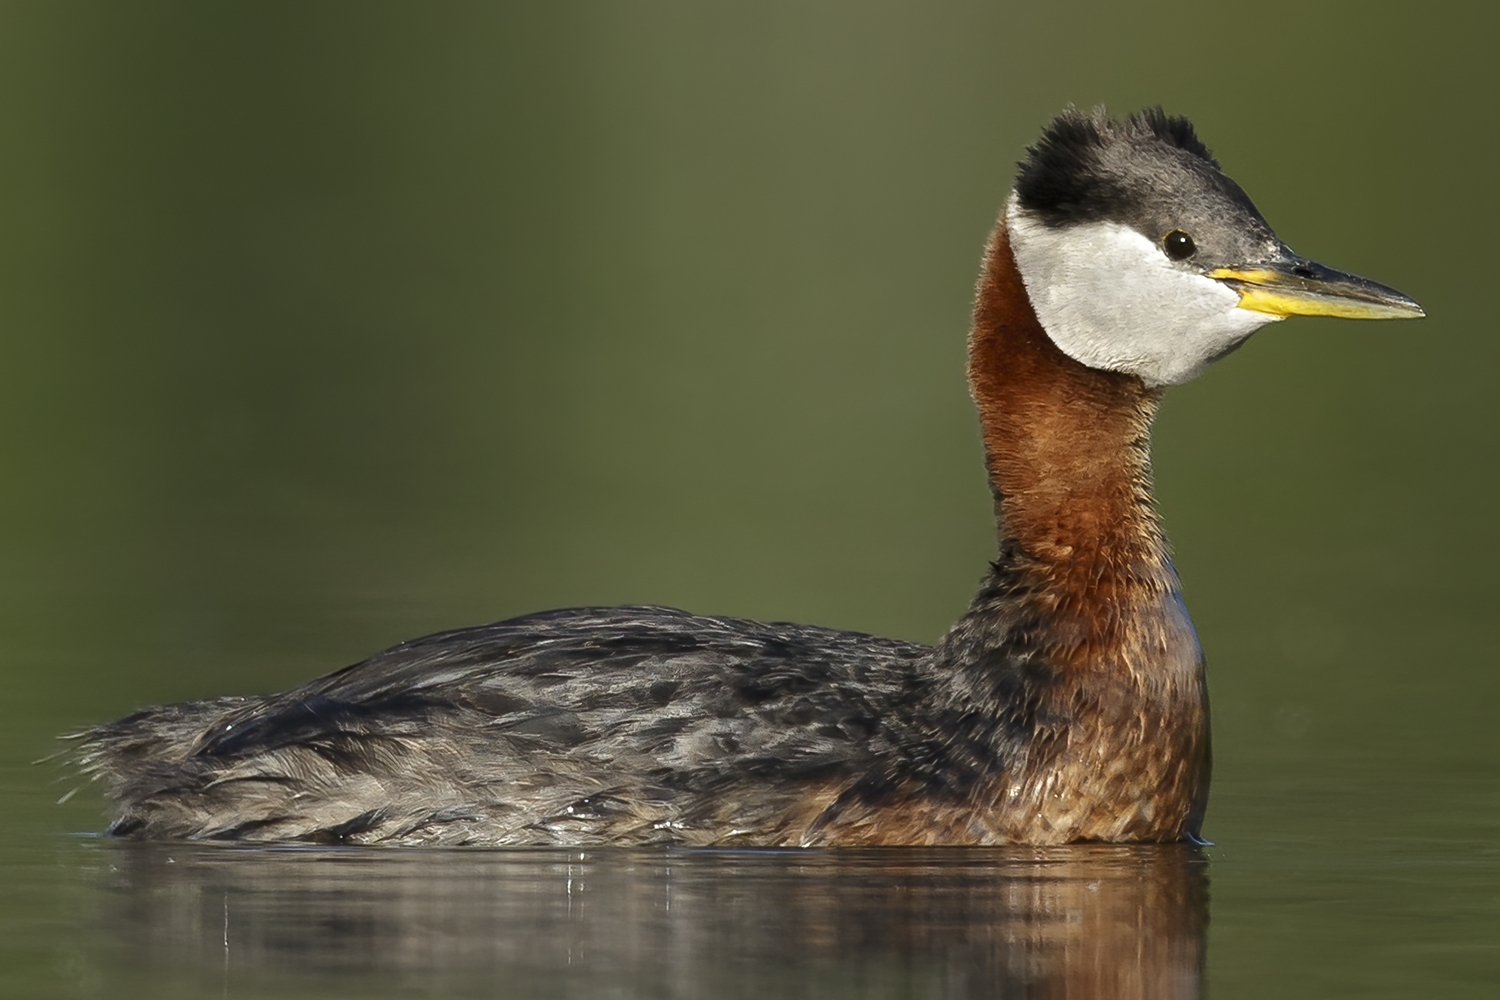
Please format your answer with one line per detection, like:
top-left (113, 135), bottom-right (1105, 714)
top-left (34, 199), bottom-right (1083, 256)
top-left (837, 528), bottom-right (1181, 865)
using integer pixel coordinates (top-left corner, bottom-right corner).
top-left (1209, 250), bottom-right (1424, 321)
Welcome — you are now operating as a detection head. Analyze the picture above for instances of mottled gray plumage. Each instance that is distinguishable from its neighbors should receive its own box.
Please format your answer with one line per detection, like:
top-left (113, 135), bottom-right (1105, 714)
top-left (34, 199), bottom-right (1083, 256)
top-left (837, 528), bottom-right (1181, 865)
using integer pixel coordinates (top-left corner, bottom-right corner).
top-left (79, 607), bottom-right (952, 845)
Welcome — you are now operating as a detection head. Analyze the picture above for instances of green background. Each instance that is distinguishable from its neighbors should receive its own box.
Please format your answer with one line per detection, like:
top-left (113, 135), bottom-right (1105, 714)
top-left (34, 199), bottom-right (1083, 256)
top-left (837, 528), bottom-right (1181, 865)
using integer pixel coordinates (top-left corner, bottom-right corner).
top-left (1, 2), bottom-right (1494, 997)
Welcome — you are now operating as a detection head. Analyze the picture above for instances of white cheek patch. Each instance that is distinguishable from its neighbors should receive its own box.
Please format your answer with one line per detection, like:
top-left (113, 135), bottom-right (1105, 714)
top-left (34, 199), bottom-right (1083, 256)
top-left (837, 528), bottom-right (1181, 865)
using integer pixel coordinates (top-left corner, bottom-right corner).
top-left (1005, 195), bottom-right (1277, 386)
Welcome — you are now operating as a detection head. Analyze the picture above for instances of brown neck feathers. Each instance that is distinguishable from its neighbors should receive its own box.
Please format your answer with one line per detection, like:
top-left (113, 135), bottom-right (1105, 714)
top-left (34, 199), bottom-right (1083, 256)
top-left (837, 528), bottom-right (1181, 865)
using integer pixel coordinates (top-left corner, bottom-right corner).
top-left (968, 221), bottom-right (1175, 649)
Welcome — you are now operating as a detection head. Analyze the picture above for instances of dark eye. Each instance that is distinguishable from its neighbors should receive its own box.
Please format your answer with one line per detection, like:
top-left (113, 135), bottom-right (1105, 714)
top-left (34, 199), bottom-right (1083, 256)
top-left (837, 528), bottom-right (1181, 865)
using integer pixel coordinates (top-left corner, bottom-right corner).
top-left (1162, 230), bottom-right (1196, 261)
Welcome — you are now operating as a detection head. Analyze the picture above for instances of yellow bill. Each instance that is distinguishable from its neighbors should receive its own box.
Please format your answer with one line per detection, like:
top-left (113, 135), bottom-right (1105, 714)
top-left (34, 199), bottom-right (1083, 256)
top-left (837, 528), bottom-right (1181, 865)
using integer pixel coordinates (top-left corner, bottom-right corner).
top-left (1210, 258), bottom-right (1424, 321)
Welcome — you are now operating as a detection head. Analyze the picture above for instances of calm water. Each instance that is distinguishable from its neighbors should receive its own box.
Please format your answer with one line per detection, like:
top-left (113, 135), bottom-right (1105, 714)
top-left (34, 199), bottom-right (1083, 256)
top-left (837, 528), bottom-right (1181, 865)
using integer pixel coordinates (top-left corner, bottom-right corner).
top-left (19, 839), bottom-right (1210, 999)
top-left (3, 3), bottom-right (1498, 998)
top-left (6, 768), bottom-right (1496, 998)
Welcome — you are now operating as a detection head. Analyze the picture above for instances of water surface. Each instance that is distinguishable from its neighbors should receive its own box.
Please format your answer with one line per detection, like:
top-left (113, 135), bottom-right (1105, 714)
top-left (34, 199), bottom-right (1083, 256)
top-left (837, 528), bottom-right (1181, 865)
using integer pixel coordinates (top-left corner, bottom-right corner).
top-left (60, 842), bottom-right (1208, 998)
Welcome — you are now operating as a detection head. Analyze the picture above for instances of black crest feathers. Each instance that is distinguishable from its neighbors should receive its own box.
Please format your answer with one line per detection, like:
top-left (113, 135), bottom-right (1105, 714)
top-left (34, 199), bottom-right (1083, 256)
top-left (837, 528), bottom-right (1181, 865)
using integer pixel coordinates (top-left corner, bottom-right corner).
top-left (1015, 107), bottom-right (1219, 224)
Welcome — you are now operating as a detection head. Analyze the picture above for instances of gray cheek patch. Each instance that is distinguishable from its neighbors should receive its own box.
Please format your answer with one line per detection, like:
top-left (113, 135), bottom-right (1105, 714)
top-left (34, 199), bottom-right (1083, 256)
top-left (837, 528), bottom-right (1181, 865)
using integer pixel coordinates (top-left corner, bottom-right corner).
top-left (1005, 196), bottom-right (1277, 387)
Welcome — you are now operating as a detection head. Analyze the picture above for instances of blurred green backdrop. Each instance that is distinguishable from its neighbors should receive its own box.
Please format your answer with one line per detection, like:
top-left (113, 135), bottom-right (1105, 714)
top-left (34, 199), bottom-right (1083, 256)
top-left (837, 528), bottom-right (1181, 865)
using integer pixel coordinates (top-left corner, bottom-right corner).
top-left (0, 1), bottom-right (1495, 996)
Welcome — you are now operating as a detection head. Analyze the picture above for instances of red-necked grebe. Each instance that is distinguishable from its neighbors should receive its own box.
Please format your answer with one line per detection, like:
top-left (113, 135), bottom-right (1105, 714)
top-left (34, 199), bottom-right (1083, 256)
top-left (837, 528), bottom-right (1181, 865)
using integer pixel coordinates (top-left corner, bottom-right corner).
top-left (78, 108), bottom-right (1422, 846)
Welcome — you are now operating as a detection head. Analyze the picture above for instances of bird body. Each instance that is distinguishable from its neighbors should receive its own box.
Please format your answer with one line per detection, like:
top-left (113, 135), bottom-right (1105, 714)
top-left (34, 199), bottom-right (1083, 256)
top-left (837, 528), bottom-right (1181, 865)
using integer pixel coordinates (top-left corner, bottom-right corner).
top-left (77, 108), bottom-right (1421, 846)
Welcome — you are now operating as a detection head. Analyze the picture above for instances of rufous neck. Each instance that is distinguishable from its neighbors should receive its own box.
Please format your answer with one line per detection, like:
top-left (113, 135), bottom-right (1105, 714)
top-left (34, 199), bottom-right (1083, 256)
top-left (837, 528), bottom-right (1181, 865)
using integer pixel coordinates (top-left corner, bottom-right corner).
top-left (968, 221), bottom-right (1166, 574)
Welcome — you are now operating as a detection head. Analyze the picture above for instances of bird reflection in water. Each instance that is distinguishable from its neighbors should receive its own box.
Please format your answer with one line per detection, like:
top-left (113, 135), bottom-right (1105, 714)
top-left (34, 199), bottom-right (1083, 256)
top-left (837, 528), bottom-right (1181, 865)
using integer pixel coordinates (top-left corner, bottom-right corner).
top-left (89, 842), bottom-right (1206, 997)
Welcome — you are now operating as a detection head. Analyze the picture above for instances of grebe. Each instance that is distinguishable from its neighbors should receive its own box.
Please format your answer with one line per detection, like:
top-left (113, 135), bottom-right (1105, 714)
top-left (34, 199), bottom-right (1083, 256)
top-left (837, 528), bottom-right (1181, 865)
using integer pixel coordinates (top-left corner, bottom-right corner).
top-left (78, 108), bottom-right (1422, 846)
